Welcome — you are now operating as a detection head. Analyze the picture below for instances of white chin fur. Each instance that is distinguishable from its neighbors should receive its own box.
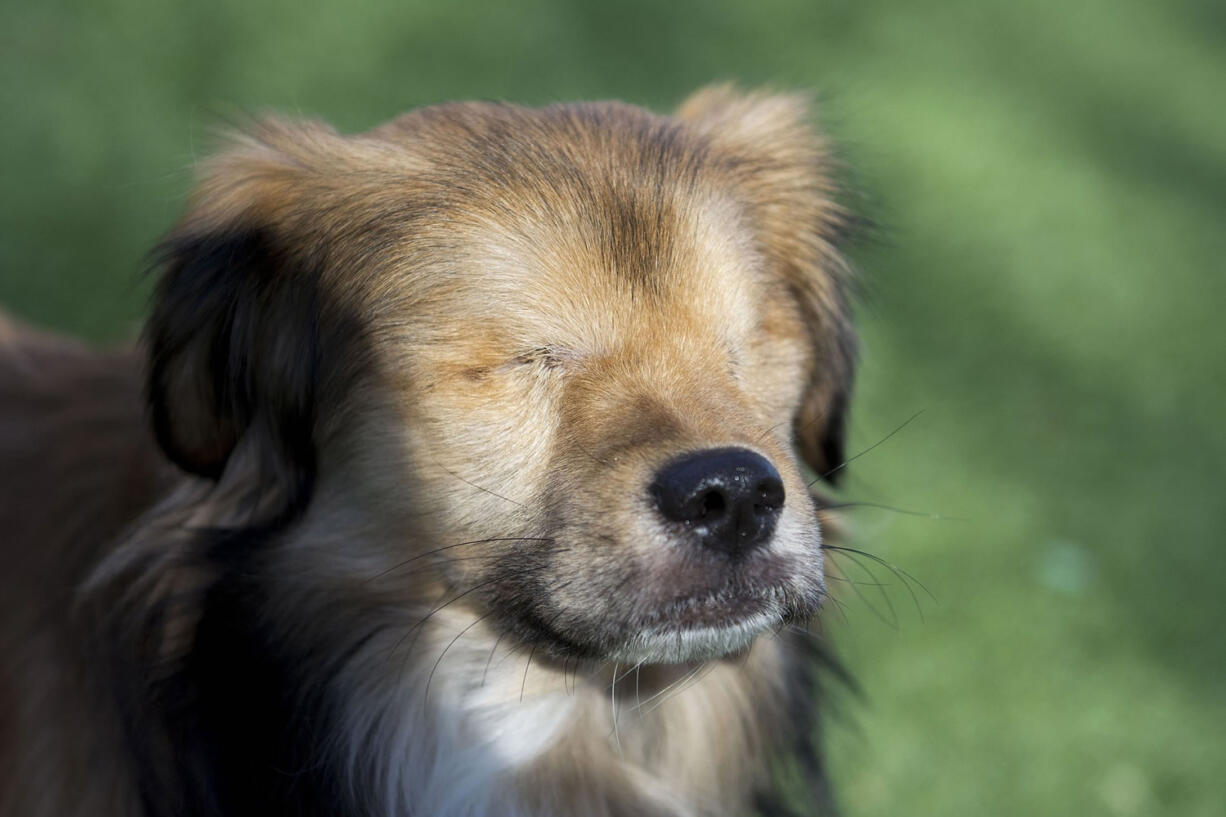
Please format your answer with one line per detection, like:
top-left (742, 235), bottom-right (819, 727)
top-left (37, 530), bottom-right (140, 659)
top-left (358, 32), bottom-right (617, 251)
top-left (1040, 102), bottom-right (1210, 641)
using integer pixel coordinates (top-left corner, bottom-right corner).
top-left (608, 608), bottom-right (782, 665)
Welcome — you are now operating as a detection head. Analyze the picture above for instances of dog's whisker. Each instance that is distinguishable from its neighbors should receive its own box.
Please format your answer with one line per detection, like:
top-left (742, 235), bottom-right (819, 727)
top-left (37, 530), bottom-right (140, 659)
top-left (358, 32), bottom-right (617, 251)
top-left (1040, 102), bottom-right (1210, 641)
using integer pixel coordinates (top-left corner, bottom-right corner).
top-left (391, 563), bottom-right (578, 673)
top-left (823, 543), bottom-right (938, 610)
top-left (761, 402), bottom-right (829, 446)
top-left (637, 664), bottom-right (715, 719)
top-left (611, 661), bottom-right (642, 686)
top-left (824, 548), bottom-right (899, 628)
top-left (631, 662), bottom-right (704, 714)
top-left (819, 500), bottom-right (965, 521)
top-left (634, 662), bottom-right (642, 711)
top-left (433, 461), bottom-right (526, 509)
top-left (820, 588), bottom-right (852, 625)
top-left (572, 440), bottom-right (610, 467)
top-left (755, 418), bottom-right (791, 444)
top-left (494, 643), bottom-right (525, 672)
top-left (387, 571), bottom-right (531, 668)
top-left (482, 628), bottom-right (508, 688)
top-left (365, 536), bottom-right (555, 584)
top-left (425, 611), bottom-right (492, 702)
top-left (823, 573), bottom-right (894, 589)
top-left (811, 408), bottom-right (926, 486)
top-left (610, 662), bottom-right (623, 758)
top-left (520, 645), bottom-right (536, 703)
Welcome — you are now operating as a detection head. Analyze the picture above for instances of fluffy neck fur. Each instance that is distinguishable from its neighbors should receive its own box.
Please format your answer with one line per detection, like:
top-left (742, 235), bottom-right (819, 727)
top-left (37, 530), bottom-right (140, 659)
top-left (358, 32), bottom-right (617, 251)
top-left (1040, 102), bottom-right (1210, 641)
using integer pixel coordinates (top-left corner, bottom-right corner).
top-left (330, 608), bottom-right (789, 817)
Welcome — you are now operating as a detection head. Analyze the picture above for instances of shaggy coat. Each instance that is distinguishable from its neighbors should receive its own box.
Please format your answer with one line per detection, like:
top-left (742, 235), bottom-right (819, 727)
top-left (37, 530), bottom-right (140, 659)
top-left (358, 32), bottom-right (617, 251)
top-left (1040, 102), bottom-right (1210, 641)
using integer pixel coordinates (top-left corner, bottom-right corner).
top-left (0, 86), bottom-right (856, 817)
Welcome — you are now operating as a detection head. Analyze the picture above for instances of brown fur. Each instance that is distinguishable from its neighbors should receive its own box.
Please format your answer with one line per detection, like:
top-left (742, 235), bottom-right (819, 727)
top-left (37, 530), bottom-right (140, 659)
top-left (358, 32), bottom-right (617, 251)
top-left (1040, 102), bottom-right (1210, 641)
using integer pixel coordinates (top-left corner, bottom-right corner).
top-left (0, 87), bottom-right (856, 817)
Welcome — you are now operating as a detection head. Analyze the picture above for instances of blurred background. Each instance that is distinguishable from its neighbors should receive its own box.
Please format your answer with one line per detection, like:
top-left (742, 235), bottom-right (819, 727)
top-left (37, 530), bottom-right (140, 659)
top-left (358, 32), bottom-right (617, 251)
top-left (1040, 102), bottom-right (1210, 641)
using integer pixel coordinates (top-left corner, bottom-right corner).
top-left (2, 0), bottom-right (1223, 814)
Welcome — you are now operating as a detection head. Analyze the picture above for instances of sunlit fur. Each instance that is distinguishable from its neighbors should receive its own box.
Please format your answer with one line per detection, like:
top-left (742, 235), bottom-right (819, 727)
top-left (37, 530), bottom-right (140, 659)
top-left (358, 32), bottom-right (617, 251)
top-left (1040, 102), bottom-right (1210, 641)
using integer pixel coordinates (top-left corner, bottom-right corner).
top-left (0, 86), bottom-right (856, 817)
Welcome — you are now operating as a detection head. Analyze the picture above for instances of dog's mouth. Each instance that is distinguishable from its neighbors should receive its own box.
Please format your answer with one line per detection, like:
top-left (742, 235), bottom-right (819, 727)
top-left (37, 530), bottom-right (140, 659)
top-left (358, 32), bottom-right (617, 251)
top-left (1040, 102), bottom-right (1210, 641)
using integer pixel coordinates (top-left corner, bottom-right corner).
top-left (609, 583), bottom-right (802, 664)
top-left (642, 585), bottom-right (784, 630)
top-left (512, 579), bottom-right (813, 666)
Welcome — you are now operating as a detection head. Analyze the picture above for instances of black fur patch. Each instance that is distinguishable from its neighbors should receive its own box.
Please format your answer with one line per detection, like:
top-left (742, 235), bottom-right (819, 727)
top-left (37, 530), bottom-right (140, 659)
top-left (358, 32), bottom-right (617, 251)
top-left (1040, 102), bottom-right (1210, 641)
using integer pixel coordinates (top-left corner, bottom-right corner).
top-left (146, 227), bottom-right (333, 519)
top-left (753, 631), bottom-right (858, 817)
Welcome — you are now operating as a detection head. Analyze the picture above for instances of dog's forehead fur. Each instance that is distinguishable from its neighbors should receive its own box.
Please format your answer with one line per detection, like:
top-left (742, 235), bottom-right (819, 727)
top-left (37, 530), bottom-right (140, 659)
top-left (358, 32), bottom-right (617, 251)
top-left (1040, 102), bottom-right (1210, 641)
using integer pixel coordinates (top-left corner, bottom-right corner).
top-left (368, 103), bottom-right (778, 352)
top-left (417, 189), bottom-right (762, 364)
top-left (191, 93), bottom-right (846, 317)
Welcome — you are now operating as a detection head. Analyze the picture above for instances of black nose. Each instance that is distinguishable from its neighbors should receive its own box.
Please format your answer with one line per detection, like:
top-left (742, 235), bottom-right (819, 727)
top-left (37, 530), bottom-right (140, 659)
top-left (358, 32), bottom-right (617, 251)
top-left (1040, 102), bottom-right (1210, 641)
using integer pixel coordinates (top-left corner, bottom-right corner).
top-left (650, 447), bottom-right (785, 556)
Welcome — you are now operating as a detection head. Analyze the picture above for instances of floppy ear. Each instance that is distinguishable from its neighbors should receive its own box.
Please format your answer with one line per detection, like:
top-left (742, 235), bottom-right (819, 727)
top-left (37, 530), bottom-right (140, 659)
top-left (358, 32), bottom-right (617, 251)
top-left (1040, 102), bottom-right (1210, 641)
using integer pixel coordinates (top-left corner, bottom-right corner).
top-left (145, 125), bottom-right (335, 514)
top-left (677, 85), bottom-right (858, 484)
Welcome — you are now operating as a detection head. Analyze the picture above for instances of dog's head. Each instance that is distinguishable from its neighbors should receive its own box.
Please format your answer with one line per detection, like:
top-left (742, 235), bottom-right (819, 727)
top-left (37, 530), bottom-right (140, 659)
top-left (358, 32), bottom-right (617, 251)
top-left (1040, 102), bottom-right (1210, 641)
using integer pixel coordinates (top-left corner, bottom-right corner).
top-left (147, 87), bottom-right (856, 666)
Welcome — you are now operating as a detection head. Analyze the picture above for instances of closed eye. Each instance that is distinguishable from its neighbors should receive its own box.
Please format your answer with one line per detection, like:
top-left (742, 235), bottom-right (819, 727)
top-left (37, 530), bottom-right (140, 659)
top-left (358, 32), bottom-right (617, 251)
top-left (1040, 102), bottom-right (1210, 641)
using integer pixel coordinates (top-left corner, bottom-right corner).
top-left (511, 346), bottom-right (577, 370)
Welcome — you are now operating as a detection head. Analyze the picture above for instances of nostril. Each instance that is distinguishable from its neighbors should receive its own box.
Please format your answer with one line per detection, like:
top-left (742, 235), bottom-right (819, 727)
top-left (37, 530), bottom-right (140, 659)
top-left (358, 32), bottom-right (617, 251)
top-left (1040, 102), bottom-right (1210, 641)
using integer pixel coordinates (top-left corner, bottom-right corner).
top-left (699, 489), bottom-right (726, 519)
top-left (754, 477), bottom-right (785, 513)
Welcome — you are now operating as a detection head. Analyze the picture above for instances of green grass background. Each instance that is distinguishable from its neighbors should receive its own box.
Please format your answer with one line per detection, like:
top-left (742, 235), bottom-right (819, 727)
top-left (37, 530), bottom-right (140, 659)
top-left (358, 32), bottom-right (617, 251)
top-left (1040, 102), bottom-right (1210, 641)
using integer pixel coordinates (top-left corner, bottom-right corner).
top-left (3, 1), bottom-right (1223, 814)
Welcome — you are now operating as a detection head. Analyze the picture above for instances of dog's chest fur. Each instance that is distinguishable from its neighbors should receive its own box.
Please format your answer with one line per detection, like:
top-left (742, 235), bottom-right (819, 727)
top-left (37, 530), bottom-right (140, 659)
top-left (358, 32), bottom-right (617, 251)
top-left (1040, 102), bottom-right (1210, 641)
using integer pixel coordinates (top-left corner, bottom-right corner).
top-left (328, 608), bottom-right (789, 817)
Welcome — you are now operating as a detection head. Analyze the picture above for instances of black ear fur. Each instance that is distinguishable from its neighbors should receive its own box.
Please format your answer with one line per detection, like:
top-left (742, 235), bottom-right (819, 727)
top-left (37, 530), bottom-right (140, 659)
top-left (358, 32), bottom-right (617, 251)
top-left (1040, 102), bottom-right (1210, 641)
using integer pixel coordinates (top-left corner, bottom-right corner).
top-left (795, 316), bottom-right (856, 487)
top-left (815, 379), bottom-right (851, 486)
top-left (146, 227), bottom-right (321, 514)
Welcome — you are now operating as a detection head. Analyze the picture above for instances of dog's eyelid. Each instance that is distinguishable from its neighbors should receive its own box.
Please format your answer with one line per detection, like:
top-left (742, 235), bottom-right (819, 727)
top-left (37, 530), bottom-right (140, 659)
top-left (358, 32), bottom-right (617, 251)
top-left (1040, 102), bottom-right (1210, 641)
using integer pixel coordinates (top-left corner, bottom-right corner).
top-left (512, 346), bottom-right (579, 369)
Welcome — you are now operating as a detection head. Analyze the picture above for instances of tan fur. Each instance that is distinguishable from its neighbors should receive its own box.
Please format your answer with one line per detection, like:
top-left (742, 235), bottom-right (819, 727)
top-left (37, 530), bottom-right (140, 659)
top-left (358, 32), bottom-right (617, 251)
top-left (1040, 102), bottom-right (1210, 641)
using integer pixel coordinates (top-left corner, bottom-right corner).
top-left (0, 87), bottom-right (856, 817)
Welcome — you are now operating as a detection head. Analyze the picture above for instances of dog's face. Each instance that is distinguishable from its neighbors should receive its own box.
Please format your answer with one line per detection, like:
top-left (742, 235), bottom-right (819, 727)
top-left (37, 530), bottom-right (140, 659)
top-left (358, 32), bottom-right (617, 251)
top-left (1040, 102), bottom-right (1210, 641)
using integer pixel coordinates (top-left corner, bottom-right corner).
top-left (147, 87), bottom-right (855, 667)
top-left (394, 171), bottom-right (834, 666)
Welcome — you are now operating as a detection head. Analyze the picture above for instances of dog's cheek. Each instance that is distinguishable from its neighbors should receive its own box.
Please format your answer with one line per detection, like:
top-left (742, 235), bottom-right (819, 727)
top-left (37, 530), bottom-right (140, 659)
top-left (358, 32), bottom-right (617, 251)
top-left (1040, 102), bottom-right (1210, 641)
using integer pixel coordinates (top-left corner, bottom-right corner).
top-left (742, 297), bottom-right (812, 434)
top-left (526, 469), bottom-right (659, 646)
top-left (408, 368), bottom-right (566, 533)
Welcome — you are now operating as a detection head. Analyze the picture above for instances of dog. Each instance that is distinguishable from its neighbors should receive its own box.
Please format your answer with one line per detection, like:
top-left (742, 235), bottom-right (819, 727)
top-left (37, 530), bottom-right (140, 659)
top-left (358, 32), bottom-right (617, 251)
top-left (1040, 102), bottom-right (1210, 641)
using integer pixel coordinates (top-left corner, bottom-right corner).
top-left (0, 85), bottom-right (858, 817)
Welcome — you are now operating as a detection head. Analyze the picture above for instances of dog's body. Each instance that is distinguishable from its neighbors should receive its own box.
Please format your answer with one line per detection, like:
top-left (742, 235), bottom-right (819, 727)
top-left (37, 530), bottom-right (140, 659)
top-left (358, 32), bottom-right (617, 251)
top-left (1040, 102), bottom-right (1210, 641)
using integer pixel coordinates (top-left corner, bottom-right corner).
top-left (0, 88), bottom-right (856, 817)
